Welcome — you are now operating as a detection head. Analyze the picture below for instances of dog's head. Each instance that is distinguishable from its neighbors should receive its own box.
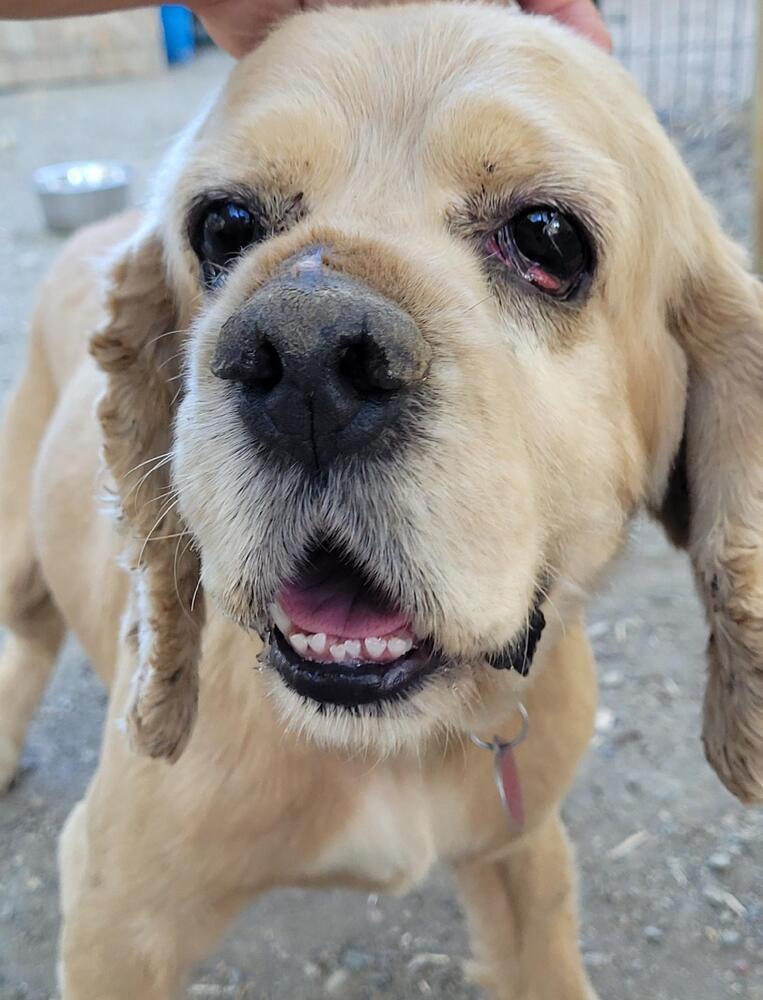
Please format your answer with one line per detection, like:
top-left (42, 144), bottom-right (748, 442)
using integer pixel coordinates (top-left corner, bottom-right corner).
top-left (91, 3), bottom-right (763, 802)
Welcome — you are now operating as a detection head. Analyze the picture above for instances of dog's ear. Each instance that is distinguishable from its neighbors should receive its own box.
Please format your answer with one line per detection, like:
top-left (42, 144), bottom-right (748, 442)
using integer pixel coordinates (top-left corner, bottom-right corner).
top-left (90, 223), bottom-right (204, 763)
top-left (653, 224), bottom-right (763, 805)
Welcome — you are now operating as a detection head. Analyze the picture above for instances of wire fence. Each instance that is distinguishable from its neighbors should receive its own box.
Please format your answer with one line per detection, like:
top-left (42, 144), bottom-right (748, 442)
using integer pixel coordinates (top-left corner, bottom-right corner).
top-left (601, 0), bottom-right (757, 126)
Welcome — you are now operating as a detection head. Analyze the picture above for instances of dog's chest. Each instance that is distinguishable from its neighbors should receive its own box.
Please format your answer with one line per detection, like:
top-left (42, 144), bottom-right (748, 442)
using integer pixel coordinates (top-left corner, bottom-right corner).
top-left (305, 766), bottom-right (479, 892)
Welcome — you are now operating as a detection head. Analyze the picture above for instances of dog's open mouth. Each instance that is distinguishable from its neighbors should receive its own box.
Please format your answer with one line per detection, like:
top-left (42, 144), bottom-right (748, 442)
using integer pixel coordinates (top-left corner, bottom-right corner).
top-left (266, 543), bottom-right (441, 707)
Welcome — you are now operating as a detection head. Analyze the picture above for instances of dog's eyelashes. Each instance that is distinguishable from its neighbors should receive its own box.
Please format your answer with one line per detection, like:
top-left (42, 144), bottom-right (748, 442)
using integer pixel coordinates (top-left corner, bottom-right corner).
top-left (193, 201), bottom-right (264, 286)
top-left (490, 207), bottom-right (591, 300)
top-left (201, 259), bottom-right (226, 289)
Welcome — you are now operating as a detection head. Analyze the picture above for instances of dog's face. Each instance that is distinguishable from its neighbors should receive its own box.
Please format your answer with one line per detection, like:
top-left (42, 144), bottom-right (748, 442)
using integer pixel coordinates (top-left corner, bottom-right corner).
top-left (93, 4), bottom-right (763, 801)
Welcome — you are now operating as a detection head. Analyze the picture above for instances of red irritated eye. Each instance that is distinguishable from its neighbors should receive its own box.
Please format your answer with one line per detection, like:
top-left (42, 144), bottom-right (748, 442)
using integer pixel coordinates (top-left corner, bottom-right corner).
top-left (488, 207), bottom-right (591, 300)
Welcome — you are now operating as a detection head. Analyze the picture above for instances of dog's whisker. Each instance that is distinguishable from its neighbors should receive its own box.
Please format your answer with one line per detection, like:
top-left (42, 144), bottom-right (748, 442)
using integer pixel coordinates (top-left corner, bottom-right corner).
top-left (157, 349), bottom-right (187, 371)
top-left (462, 293), bottom-right (493, 316)
top-left (124, 451), bottom-right (172, 479)
top-left (190, 573), bottom-right (203, 613)
top-left (536, 578), bottom-right (566, 638)
top-left (172, 533), bottom-right (197, 624)
top-left (146, 327), bottom-right (188, 348)
top-left (144, 531), bottom-right (191, 541)
top-left (122, 453), bottom-right (174, 509)
top-left (136, 495), bottom-right (180, 567)
top-left (145, 488), bottom-right (180, 506)
top-left (522, 607), bottom-right (531, 665)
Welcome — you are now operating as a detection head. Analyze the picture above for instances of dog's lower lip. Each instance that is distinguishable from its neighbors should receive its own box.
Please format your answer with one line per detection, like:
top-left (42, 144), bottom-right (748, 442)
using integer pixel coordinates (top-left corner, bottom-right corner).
top-left (268, 626), bottom-right (441, 707)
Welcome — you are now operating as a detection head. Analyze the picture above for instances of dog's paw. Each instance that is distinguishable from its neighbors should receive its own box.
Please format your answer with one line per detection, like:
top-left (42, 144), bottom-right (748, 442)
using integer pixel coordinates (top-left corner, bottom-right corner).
top-left (0, 732), bottom-right (21, 795)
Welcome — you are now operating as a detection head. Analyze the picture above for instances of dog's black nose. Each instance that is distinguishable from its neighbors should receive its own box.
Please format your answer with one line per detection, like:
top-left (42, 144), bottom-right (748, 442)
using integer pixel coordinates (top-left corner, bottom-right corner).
top-left (210, 254), bottom-right (431, 468)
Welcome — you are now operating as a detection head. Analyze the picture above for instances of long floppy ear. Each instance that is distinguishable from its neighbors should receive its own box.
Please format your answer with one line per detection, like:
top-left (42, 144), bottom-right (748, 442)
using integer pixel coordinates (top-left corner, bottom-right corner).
top-left (655, 228), bottom-right (763, 805)
top-left (90, 223), bottom-right (204, 762)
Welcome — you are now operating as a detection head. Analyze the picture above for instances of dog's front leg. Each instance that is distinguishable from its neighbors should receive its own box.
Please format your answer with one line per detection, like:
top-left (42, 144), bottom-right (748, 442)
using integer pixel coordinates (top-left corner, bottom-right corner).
top-left (58, 795), bottom-right (248, 1000)
top-left (57, 728), bottom-right (264, 1000)
top-left (454, 813), bottom-right (597, 1000)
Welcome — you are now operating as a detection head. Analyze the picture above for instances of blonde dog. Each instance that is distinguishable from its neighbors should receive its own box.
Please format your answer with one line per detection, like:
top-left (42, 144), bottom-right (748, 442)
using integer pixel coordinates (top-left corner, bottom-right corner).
top-left (1, 4), bottom-right (762, 998)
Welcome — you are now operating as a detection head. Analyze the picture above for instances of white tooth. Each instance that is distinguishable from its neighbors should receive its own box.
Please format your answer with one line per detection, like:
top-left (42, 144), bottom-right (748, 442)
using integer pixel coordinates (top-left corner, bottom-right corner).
top-left (269, 602), bottom-right (292, 636)
top-left (364, 637), bottom-right (387, 659)
top-left (329, 642), bottom-right (347, 662)
top-left (345, 639), bottom-right (362, 659)
top-left (387, 637), bottom-right (412, 658)
top-left (308, 632), bottom-right (327, 654)
top-left (290, 633), bottom-right (308, 655)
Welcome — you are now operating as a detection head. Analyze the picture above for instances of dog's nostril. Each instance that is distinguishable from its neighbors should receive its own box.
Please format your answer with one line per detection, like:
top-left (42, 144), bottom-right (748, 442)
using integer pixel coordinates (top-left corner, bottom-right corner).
top-left (212, 336), bottom-right (283, 393)
top-left (338, 336), bottom-right (401, 400)
top-left (241, 338), bottom-right (283, 394)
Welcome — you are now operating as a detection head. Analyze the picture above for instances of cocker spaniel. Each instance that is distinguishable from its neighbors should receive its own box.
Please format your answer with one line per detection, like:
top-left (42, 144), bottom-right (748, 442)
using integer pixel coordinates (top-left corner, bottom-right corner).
top-left (1, 4), bottom-right (762, 998)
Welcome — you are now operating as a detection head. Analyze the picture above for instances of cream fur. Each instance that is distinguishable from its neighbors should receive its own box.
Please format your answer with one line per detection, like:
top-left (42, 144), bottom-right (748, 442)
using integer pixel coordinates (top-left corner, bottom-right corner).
top-left (1, 5), bottom-right (762, 998)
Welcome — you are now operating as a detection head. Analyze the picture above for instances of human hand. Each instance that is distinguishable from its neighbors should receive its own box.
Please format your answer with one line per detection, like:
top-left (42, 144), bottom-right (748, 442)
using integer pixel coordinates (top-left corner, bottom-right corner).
top-left (190, 0), bottom-right (612, 60)
top-left (188, 0), bottom-right (295, 58)
top-left (516, 0), bottom-right (612, 51)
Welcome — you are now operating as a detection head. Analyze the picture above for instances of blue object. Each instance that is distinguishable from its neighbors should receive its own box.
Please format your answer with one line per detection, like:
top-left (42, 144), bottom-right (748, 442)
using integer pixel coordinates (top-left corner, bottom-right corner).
top-left (160, 6), bottom-right (196, 65)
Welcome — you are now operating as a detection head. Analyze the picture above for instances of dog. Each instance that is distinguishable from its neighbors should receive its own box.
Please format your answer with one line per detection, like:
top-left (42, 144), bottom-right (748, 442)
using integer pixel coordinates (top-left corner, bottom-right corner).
top-left (1, 3), bottom-right (762, 997)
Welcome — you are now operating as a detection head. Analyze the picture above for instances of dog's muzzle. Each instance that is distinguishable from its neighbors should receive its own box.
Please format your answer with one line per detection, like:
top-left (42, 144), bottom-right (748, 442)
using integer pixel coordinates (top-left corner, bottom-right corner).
top-left (210, 247), bottom-right (544, 708)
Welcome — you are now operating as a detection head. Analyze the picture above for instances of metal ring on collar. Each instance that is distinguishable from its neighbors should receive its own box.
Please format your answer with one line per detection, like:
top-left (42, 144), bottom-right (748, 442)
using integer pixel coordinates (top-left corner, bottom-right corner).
top-left (469, 702), bottom-right (529, 753)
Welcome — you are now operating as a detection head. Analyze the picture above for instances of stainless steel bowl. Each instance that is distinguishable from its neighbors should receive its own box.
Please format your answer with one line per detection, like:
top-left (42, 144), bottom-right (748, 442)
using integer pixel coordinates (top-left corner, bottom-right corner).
top-left (32, 160), bottom-right (131, 231)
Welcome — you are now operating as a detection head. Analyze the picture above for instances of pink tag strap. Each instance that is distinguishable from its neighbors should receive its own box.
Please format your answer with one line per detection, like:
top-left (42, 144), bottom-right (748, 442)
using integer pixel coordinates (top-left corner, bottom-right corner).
top-left (470, 702), bottom-right (529, 833)
top-left (497, 744), bottom-right (524, 831)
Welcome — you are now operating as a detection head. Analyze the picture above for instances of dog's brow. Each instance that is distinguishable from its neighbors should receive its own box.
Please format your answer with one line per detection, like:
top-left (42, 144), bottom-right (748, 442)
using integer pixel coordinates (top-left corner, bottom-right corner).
top-left (424, 94), bottom-right (618, 218)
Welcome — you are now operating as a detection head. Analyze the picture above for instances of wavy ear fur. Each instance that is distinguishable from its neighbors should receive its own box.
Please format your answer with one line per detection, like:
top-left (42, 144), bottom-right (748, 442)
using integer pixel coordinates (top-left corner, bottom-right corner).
top-left (656, 232), bottom-right (763, 805)
top-left (90, 225), bottom-right (204, 762)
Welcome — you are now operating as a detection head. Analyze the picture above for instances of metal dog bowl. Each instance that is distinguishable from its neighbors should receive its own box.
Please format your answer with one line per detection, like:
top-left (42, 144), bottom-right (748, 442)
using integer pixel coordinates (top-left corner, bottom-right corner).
top-left (32, 160), bottom-right (131, 231)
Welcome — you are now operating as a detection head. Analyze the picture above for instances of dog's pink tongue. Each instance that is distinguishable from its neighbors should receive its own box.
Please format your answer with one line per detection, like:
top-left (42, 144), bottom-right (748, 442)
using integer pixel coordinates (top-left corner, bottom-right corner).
top-left (279, 571), bottom-right (407, 639)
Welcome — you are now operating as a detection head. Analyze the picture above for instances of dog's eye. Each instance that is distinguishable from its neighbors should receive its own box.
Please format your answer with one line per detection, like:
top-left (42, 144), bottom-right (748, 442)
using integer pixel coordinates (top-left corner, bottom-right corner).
top-left (194, 201), bottom-right (263, 286)
top-left (492, 207), bottom-right (590, 299)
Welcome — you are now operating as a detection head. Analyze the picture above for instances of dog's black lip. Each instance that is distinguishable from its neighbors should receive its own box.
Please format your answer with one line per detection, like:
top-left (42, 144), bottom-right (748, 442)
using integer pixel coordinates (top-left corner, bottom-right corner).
top-left (486, 600), bottom-right (546, 676)
top-left (268, 627), bottom-right (442, 707)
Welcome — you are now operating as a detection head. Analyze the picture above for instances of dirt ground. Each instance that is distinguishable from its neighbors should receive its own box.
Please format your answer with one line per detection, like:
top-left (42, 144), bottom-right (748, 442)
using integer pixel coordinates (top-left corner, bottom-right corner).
top-left (0, 49), bottom-right (762, 1000)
